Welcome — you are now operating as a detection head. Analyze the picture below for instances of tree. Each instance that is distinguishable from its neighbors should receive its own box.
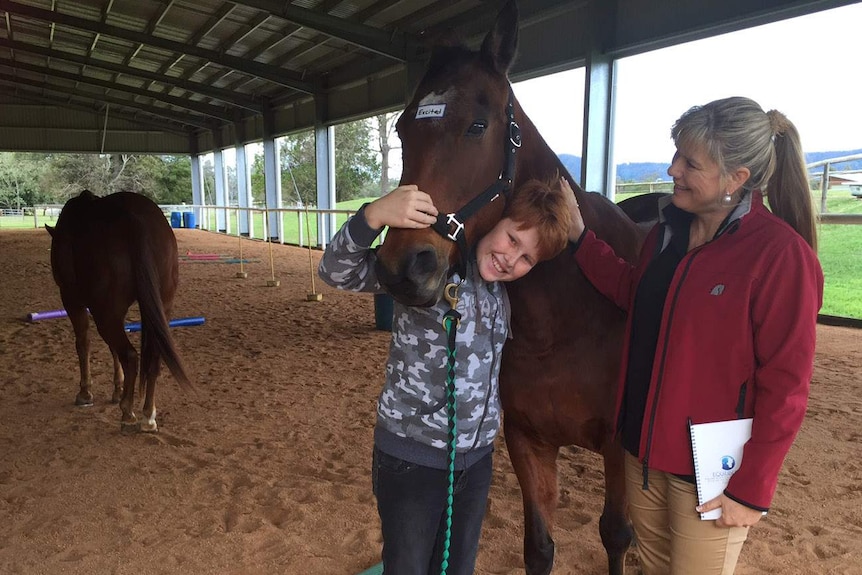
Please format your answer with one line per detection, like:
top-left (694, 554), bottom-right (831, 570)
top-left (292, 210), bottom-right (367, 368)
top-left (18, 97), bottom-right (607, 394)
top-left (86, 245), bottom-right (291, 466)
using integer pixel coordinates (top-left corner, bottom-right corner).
top-left (154, 156), bottom-right (193, 204)
top-left (201, 158), bottom-right (216, 205)
top-left (278, 118), bottom-right (381, 206)
top-left (376, 112), bottom-right (401, 196)
top-left (279, 131), bottom-right (316, 206)
top-left (42, 153), bottom-right (160, 199)
top-left (45, 154), bottom-right (113, 198)
top-left (334, 118), bottom-right (380, 201)
top-left (0, 153), bottom-right (46, 208)
top-left (250, 151), bottom-right (266, 206)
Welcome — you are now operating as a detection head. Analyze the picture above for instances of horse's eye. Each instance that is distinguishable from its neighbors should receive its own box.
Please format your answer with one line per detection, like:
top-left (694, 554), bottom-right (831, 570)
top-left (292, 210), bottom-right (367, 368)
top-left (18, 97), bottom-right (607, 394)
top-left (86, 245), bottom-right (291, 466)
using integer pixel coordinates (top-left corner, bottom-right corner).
top-left (466, 121), bottom-right (487, 136)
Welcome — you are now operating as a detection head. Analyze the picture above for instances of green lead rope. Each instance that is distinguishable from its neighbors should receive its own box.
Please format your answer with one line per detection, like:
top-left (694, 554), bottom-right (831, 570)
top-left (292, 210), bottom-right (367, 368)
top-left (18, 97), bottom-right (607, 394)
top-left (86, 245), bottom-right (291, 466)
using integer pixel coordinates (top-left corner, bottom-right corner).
top-left (440, 283), bottom-right (462, 575)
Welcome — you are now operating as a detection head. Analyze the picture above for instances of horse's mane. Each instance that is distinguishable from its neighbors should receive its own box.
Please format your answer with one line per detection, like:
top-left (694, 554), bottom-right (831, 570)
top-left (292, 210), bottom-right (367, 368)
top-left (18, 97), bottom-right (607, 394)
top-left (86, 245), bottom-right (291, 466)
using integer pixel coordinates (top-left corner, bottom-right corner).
top-left (417, 45), bottom-right (475, 89)
top-left (428, 44), bottom-right (469, 70)
top-left (416, 39), bottom-right (513, 99)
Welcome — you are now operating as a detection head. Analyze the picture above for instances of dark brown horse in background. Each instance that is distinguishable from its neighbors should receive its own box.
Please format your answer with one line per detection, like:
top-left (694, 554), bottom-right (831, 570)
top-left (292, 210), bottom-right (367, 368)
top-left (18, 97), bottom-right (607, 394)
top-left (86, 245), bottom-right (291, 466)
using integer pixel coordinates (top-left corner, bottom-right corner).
top-left (47, 190), bottom-right (191, 433)
top-left (374, 2), bottom-right (657, 573)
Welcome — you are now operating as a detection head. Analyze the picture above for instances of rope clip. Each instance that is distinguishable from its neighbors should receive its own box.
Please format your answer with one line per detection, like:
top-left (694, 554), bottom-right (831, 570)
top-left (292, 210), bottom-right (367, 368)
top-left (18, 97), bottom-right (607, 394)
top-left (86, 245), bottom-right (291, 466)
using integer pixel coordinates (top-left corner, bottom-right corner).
top-left (442, 282), bottom-right (462, 328)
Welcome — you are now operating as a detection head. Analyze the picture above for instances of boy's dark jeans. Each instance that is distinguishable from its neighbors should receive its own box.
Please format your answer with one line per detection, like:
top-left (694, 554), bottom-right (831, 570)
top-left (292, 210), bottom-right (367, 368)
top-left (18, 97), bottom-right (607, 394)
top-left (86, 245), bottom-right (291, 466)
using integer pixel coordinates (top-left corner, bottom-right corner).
top-left (372, 447), bottom-right (493, 575)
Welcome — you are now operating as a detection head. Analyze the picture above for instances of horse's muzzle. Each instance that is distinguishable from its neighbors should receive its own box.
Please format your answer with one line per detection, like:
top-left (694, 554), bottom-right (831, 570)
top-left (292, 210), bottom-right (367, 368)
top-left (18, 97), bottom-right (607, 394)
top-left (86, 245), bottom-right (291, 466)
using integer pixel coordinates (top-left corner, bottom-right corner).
top-left (375, 242), bottom-right (450, 307)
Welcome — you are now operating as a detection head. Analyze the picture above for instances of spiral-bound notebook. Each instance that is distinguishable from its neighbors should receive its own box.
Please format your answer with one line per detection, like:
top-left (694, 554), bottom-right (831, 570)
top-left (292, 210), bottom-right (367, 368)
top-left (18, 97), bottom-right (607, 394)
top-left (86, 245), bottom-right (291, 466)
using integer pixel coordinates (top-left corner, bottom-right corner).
top-left (688, 418), bottom-right (753, 520)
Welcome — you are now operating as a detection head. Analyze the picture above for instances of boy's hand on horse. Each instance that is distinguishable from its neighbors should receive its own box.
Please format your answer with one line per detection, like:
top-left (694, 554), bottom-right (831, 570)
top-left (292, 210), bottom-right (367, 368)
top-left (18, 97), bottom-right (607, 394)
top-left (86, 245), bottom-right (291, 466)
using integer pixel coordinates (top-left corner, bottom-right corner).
top-left (560, 178), bottom-right (586, 241)
top-left (365, 184), bottom-right (439, 230)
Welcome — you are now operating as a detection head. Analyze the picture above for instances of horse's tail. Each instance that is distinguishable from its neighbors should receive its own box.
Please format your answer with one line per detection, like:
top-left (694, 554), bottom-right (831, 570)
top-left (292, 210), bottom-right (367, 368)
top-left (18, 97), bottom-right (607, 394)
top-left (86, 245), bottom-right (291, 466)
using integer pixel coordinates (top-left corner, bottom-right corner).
top-left (132, 221), bottom-right (192, 393)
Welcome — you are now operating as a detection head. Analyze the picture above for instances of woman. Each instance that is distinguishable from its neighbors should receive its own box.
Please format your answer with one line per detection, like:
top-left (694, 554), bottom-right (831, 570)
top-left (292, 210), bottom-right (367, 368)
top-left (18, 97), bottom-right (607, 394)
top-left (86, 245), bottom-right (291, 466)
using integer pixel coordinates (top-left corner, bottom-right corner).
top-left (318, 177), bottom-right (571, 575)
top-left (565, 96), bottom-right (823, 574)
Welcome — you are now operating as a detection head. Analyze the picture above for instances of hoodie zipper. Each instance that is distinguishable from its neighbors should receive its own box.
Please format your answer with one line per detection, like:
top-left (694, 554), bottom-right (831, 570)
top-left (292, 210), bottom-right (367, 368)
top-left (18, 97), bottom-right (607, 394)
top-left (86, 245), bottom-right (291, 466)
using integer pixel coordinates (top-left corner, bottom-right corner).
top-left (470, 286), bottom-right (501, 451)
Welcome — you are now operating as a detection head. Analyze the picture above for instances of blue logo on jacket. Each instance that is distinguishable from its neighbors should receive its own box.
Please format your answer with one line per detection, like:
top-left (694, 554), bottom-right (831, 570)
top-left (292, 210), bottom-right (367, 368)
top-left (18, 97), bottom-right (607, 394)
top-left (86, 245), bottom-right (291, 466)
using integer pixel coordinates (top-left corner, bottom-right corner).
top-left (721, 455), bottom-right (736, 470)
top-left (710, 284), bottom-right (725, 296)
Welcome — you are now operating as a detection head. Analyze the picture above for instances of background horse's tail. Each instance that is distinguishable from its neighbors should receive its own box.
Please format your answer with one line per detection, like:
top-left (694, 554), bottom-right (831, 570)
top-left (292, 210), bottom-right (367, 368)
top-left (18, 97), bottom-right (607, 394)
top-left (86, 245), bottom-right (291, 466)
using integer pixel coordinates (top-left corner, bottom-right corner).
top-left (133, 223), bottom-right (192, 393)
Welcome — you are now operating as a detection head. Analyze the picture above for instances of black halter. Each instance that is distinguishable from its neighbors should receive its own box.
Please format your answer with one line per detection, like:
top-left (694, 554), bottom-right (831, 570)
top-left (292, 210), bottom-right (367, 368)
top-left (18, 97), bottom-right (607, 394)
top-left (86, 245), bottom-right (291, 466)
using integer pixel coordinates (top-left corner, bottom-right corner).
top-left (430, 87), bottom-right (521, 279)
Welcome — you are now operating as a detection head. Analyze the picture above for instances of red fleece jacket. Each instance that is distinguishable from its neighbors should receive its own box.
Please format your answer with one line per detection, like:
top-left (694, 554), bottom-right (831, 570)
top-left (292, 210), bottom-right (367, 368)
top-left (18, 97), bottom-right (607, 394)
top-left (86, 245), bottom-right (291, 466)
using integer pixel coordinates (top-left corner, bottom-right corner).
top-left (574, 193), bottom-right (823, 510)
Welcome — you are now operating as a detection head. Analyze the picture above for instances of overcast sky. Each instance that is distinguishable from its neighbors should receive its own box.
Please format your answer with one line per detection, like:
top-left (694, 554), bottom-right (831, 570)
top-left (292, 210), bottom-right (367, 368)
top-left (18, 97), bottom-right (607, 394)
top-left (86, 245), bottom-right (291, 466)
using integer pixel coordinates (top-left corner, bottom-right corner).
top-left (512, 2), bottom-right (862, 164)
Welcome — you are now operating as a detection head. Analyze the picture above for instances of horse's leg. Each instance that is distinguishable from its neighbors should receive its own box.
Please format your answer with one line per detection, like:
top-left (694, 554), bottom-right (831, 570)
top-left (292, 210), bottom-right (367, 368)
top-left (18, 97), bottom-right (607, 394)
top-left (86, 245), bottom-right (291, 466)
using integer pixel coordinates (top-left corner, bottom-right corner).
top-left (94, 312), bottom-right (139, 432)
top-left (138, 328), bottom-right (160, 433)
top-left (600, 440), bottom-right (634, 575)
top-left (110, 350), bottom-right (124, 404)
top-left (505, 423), bottom-right (559, 575)
top-left (138, 292), bottom-right (175, 432)
top-left (67, 306), bottom-right (93, 406)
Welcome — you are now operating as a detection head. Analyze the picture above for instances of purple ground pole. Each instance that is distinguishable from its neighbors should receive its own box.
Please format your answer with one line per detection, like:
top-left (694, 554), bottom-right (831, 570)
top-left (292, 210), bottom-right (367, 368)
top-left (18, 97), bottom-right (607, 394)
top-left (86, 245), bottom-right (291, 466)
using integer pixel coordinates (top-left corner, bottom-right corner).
top-left (27, 309), bottom-right (68, 321)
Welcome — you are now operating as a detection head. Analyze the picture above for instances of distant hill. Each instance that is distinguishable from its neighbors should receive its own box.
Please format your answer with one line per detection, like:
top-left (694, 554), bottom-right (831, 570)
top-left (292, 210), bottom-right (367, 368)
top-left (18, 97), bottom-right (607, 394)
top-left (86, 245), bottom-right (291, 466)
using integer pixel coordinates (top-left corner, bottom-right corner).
top-left (559, 149), bottom-right (862, 183)
top-left (558, 154), bottom-right (580, 179)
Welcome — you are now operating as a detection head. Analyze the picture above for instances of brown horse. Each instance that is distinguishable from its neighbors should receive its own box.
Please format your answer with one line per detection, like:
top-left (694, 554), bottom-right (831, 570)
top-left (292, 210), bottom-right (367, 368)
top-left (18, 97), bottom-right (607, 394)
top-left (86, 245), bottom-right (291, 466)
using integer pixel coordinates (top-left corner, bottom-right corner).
top-left (374, 3), bottom-right (655, 574)
top-left (47, 190), bottom-right (191, 433)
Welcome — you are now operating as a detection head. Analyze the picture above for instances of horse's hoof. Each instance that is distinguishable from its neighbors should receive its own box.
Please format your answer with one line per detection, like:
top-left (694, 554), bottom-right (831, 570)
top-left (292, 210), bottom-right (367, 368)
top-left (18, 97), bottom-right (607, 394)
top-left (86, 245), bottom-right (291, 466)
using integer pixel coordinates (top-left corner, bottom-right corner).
top-left (74, 395), bottom-right (94, 407)
top-left (120, 421), bottom-right (141, 434)
top-left (140, 421), bottom-right (158, 433)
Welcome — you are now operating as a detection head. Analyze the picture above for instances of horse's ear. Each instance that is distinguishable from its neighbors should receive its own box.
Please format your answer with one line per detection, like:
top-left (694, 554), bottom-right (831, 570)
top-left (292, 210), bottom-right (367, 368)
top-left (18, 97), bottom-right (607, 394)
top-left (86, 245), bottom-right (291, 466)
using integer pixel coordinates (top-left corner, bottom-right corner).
top-left (480, 0), bottom-right (519, 75)
top-left (45, 224), bottom-right (54, 237)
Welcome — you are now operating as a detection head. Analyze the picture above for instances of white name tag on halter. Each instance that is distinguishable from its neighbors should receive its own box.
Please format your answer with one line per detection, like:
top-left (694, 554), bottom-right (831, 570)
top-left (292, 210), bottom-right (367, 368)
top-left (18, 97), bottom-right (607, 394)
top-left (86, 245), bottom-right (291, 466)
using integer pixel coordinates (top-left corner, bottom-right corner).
top-left (416, 104), bottom-right (446, 119)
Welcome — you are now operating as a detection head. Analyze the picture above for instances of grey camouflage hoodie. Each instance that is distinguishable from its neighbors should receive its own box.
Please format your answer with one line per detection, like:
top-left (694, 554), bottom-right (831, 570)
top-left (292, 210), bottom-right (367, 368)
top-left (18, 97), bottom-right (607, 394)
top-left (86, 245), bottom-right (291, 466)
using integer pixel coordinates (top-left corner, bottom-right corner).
top-left (318, 206), bottom-right (510, 470)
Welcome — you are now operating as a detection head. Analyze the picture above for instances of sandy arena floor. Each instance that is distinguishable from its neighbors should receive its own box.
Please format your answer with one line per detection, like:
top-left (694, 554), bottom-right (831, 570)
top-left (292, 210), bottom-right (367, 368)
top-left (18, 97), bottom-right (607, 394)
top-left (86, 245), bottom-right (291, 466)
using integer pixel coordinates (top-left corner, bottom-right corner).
top-left (0, 227), bottom-right (859, 575)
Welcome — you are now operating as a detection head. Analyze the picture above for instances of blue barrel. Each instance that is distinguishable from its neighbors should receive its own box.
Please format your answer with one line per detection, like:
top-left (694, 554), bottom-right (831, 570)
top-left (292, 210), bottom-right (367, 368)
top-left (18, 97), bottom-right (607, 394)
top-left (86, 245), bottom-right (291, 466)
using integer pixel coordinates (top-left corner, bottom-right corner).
top-left (170, 211), bottom-right (182, 228)
top-left (374, 293), bottom-right (394, 331)
top-left (182, 211), bottom-right (196, 228)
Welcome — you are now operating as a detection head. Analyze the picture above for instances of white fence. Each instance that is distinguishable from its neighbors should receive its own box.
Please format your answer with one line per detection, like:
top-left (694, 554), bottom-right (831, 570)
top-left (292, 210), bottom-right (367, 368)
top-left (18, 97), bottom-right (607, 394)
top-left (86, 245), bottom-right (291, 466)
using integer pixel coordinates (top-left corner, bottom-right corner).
top-left (13, 160), bottom-right (862, 238)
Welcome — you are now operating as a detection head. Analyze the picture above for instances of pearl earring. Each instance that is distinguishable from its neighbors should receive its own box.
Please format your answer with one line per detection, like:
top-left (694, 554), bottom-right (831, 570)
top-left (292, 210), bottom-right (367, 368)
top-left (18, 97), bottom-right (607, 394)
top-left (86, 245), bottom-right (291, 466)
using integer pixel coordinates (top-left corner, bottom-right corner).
top-left (721, 192), bottom-right (734, 206)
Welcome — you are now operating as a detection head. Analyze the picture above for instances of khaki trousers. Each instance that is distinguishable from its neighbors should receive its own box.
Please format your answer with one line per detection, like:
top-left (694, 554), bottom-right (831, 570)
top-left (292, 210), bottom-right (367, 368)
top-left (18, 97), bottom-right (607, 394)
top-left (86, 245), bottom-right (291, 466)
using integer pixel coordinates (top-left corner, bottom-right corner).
top-left (625, 452), bottom-right (749, 575)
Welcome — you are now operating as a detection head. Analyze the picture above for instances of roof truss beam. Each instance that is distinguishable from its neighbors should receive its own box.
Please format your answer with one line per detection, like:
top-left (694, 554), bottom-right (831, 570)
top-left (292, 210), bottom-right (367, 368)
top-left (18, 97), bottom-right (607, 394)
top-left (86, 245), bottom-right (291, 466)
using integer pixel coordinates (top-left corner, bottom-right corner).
top-left (0, 37), bottom-right (262, 111)
top-left (0, 84), bottom-right (192, 136)
top-left (0, 0), bottom-right (320, 93)
top-left (0, 57), bottom-right (236, 121)
top-left (0, 71), bottom-right (213, 129)
top-left (230, 0), bottom-right (417, 61)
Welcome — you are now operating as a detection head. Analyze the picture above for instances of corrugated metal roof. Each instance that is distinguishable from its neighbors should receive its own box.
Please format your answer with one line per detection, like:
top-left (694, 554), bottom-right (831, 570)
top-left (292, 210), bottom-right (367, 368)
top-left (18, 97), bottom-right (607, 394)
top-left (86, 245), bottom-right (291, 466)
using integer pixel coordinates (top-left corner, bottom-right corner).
top-left (0, 0), bottom-right (858, 154)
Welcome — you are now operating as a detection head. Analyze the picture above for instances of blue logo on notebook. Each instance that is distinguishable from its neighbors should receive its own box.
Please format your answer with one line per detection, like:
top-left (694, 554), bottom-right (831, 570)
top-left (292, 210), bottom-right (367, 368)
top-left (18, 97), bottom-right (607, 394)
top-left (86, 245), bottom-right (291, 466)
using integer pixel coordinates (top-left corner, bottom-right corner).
top-left (721, 455), bottom-right (736, 471)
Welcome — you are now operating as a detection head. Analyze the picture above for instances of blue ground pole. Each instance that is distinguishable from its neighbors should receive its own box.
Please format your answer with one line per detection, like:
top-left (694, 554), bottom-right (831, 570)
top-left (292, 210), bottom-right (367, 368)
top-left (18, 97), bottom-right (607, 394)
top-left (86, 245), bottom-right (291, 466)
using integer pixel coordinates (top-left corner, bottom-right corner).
top-left (356, 563), bottom-right (383, 575)
top-left (124, 316), bottom-right (206, 333)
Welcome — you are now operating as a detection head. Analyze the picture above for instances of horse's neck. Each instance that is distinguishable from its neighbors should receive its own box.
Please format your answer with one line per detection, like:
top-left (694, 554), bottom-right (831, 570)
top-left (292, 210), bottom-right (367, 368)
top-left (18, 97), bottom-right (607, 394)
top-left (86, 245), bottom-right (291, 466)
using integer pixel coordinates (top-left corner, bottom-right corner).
top-left (515, 111), bottom-right (644, 261)
top-left (514, 117), bottom-right (570, 183)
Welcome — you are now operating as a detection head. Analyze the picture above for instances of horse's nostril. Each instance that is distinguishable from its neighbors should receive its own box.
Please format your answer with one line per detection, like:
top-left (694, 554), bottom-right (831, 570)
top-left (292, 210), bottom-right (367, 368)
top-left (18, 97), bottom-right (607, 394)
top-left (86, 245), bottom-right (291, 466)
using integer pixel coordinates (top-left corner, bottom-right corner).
top-left (409, 248), bottom-right (438, 278)
top-left (375, 244), bottom-right (444, 306)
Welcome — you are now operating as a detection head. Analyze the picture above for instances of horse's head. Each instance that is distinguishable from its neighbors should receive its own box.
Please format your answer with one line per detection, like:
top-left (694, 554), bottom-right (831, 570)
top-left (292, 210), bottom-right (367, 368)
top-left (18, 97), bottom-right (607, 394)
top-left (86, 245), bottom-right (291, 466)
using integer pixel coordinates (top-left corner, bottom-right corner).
top-left (53, 190), bottom-right (98, 232)
top-left (375, 1), bottom-right (521, 306)
top-left (47, 189), bottom-right (98, 289)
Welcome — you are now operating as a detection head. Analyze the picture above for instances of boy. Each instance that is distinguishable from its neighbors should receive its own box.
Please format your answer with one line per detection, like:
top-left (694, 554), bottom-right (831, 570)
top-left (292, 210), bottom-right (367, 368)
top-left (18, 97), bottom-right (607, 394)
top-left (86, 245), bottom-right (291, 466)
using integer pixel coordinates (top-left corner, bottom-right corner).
top-left (318, 177), bottom-right (571, 575)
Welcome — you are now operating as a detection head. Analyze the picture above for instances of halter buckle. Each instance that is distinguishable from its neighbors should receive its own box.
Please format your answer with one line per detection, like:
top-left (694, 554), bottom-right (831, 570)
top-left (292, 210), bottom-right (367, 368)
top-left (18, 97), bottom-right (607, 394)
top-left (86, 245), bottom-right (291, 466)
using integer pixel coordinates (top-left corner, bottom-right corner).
top-left (445, 213), bottom-right (465, 242)
top-left (509, 121), bottom-right (522, 148)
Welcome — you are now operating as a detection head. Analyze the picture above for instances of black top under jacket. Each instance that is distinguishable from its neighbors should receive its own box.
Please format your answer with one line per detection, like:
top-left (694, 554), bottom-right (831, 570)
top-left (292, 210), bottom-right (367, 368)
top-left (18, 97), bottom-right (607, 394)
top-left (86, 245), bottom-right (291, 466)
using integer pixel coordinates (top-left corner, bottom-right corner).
top-left (620, 203), bottom-right (692, 457)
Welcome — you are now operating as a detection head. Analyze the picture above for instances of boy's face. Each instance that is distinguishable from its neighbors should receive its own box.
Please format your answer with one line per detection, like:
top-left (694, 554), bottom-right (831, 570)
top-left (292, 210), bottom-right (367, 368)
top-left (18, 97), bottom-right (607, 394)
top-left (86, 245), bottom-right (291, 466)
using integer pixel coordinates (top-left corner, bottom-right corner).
top-left (475, 217), bottom-right (542, 282)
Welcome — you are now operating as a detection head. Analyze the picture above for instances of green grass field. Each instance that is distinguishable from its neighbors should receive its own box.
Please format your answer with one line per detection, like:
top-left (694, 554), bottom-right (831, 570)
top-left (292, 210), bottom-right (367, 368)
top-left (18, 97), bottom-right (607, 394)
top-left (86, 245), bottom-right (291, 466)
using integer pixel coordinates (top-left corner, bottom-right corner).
top-left (617, 190), bottom-right (862, 319)
top-left (5, 191), bottom-right (859, 319)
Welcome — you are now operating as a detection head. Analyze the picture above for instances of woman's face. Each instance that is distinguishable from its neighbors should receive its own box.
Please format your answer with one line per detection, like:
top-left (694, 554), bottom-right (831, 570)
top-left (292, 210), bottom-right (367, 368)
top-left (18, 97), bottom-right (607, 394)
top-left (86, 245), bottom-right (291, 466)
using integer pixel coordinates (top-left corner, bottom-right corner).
top-left (475, 217), bottom-right (541, 283)
top-left (666, 145), bottom-right (730, 216)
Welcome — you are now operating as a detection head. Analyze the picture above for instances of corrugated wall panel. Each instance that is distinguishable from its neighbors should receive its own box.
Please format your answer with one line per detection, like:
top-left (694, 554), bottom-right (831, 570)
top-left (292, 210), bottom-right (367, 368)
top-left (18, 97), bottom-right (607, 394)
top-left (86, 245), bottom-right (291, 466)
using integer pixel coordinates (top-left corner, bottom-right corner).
top-left (0, 102), bottom-right (190, 153)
